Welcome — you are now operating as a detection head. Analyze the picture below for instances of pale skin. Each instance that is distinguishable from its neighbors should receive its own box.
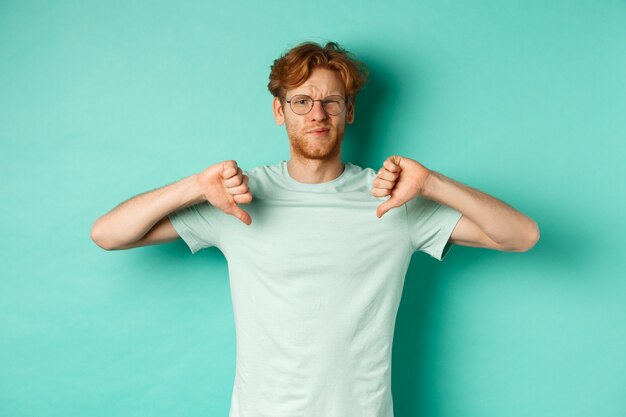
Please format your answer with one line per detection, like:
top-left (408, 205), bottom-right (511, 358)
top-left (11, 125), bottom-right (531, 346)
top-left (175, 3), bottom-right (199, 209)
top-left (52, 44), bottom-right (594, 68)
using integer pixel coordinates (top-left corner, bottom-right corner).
top-left (91, 68), bottom-right (539, 252)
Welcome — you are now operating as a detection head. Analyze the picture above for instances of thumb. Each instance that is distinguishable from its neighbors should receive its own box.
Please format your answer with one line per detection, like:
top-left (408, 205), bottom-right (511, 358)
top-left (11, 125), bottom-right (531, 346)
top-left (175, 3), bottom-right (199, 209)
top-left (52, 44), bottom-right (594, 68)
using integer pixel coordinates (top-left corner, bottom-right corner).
top-left (377, 197), bottom-right (402, 218)
top-left (385, 155), bottom-right (403, 172)
top-left (227, 204), bottom-right (252, 226)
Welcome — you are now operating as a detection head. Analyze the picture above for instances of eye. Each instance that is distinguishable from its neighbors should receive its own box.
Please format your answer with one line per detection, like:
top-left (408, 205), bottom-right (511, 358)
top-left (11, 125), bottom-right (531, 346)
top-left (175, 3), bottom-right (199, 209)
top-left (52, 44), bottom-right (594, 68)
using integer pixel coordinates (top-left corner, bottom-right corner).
top-left (290, 95), bottom-right (311, 104)
top-left (324, 96), bottom-right (344, 104)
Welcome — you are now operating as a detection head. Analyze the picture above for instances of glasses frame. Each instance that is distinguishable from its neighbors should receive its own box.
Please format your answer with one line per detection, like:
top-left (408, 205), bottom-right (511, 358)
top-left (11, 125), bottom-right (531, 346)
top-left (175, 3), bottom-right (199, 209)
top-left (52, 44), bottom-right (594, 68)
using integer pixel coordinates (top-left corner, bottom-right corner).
top-left (282, 94), bottom-right (348, 116)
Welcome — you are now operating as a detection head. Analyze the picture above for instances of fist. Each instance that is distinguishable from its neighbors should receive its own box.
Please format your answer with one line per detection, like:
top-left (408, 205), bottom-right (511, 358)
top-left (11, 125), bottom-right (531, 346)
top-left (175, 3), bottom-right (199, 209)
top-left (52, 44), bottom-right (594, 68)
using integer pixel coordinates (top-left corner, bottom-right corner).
top-left (372, 155), bottom-right (432, 218)
top-left (196, 160), bottom-right (253, 225)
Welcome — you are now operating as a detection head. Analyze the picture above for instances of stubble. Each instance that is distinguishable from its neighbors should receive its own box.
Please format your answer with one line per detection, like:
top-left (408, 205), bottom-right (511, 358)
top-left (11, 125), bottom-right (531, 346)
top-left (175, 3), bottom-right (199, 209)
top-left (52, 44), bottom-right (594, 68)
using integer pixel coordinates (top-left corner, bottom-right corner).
top-left (285, 124), bottom-right (344, 161)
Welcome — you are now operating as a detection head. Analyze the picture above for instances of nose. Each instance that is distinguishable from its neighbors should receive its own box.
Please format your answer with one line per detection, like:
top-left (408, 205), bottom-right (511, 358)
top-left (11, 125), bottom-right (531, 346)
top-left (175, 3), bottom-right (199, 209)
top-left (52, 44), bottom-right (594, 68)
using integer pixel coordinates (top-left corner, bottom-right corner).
top-left (309, 100), bottom-right (328, 121)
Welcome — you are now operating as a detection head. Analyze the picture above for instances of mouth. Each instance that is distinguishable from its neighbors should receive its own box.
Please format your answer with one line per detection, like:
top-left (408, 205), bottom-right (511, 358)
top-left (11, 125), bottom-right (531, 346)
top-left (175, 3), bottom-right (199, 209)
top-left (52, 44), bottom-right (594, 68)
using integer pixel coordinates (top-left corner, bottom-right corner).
top-left (307, 127), bottom-right (330, 136)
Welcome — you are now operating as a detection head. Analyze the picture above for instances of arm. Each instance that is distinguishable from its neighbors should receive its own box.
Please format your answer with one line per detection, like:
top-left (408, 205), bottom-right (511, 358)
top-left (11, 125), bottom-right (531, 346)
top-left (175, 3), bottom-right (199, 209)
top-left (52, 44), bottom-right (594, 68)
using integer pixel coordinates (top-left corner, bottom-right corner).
top-left (90, 175), bottom-right (203, 250)
top-left (91, 160), bottom-right (252, 251)
top-left (422, 171), bottom-right (539, 252)
top-left (373, 155), bottom-right (539, 252)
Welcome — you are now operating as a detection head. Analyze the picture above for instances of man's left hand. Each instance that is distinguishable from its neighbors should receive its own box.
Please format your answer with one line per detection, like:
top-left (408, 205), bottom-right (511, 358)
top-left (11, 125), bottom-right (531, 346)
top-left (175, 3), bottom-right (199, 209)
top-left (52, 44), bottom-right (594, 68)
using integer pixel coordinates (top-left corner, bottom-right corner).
top-left (371, 155), bottom-right (432, 218)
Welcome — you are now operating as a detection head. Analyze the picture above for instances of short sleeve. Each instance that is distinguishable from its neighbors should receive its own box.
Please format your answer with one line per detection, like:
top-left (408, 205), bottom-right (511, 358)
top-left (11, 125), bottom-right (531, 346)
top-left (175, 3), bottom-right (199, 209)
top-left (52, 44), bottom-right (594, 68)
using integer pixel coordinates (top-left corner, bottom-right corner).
top-left (405, 196), bottom-right (463, 261)
top-left (168, 202), bottom-right (221, 254)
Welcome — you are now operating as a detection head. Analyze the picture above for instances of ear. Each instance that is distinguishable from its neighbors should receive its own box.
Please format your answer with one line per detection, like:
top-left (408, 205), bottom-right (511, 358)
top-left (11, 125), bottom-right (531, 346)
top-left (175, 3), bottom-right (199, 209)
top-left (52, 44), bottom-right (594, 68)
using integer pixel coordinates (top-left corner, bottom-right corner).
top-left (273, 96), bottom-right (285, 125)
top-left (346, 101), bottom-right (355, 124)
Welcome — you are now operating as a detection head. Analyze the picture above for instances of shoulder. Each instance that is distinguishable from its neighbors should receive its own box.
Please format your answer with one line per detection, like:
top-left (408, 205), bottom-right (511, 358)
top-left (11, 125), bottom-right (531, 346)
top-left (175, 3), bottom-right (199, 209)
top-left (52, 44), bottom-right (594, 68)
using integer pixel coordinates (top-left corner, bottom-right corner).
top-left (241, 162), bottom-right (284, 197)
top-left (348, 162), bottom-right (377, 180)
top-left (340, 162), bottom-right (378, 193)
top-left (243, 162), bottom-right (280, 177)
top-left (242, 162), bottom-right (282, 183)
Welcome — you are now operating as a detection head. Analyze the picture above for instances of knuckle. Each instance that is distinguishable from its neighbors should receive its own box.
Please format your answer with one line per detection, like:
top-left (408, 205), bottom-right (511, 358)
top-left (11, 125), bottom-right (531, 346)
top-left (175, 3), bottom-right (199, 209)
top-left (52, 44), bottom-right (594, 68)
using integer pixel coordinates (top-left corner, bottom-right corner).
top-left (223, 160), bottom-right (239, 175)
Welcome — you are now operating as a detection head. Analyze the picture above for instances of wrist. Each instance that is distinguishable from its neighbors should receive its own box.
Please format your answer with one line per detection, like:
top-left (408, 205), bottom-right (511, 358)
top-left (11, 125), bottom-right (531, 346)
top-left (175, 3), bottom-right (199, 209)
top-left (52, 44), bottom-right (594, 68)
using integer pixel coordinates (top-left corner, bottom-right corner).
top-left (185, 174), bottom-right (208, 205)
top-left (421, 170), bottom-right (440, 199)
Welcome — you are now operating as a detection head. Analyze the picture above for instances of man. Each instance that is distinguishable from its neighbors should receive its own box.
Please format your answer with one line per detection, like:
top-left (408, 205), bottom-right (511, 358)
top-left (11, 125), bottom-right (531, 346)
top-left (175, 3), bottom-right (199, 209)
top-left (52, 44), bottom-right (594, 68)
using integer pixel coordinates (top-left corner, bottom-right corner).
top-left (91, 41), bottom-right (539, 417)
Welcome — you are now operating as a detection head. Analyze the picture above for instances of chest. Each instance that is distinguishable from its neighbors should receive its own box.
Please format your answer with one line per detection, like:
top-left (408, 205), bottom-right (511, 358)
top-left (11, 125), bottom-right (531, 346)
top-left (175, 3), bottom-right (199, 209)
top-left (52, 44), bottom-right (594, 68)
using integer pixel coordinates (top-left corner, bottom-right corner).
top-left (219, 195), bottom-right (410, 277)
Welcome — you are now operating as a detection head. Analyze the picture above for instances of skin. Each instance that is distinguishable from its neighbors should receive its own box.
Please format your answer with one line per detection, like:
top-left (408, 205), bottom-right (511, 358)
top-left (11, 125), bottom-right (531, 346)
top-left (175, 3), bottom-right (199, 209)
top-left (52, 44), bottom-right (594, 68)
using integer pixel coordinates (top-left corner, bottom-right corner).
top-left (272, 67), bottom-right (354, 184)
top-left (92, 67), bottom-right (539, 253)
top-left (371, 155), bottom-right (540, 251)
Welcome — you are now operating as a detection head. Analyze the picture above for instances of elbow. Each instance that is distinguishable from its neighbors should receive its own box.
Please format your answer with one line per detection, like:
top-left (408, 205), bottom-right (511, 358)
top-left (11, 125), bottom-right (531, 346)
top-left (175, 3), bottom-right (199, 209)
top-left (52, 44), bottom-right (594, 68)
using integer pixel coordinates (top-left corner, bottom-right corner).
top-left (514, 221), bottom-right (540, 252)
top-left (90, 220), bottom-right (116, 251)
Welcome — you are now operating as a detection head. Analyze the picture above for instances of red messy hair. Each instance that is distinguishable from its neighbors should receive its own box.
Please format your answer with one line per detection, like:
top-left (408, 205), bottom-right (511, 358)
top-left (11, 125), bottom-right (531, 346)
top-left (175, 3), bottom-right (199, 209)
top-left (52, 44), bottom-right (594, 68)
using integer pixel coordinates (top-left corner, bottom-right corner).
top-left (268, 41), bottom-right (369, 103)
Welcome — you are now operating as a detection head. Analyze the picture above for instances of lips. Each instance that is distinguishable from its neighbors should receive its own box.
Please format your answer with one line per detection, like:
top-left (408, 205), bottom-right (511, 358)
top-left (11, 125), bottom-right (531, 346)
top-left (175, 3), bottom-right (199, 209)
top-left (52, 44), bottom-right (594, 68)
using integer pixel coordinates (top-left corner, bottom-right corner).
top-left (307, 127), bottom-right (330, 133)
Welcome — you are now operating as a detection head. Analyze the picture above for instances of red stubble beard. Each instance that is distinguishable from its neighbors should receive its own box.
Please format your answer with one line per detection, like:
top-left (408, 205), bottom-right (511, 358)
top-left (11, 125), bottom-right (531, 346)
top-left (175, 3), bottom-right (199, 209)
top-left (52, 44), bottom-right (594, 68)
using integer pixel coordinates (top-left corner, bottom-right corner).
top-left (285, 124), bottom-right (345, 161)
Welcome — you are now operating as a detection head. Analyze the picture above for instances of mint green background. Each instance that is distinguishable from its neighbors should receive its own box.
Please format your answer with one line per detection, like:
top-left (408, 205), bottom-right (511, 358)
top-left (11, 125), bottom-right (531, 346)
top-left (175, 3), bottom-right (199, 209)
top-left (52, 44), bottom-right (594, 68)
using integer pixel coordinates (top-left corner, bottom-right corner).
top-left (1, 1), bottom-right (625, 416)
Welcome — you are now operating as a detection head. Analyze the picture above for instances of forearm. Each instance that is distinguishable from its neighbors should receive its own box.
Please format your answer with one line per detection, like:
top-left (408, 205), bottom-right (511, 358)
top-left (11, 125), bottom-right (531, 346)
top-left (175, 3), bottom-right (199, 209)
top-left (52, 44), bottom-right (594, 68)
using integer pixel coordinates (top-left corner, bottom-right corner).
top-left (423, 171), bottom-right (539, 250)
top-left (91, 175), bottom-right (205, 249)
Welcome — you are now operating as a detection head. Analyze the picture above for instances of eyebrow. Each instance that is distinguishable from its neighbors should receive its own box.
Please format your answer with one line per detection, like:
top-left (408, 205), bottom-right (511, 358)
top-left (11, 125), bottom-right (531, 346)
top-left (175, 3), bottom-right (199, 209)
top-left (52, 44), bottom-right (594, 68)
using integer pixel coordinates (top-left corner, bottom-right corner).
top-left (290, 92), bottom-right (345, 97)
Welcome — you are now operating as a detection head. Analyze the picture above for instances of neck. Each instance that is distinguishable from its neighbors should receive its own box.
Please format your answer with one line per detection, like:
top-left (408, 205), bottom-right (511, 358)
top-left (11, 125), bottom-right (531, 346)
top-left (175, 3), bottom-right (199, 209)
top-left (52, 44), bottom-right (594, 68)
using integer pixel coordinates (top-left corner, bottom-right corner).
top-left (286, 155), bottom-right (345, 184)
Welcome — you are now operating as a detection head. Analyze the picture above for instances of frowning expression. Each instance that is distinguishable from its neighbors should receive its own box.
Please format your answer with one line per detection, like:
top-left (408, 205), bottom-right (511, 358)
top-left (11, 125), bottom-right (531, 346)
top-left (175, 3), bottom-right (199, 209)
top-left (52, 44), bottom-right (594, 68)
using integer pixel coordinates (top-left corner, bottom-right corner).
top-left (273, 68), bottom-right (355, 161)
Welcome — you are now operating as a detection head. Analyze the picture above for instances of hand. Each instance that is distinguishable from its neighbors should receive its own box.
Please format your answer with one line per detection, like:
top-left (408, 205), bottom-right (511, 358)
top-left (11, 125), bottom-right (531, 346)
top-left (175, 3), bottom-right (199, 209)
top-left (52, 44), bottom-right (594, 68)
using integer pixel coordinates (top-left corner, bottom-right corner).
top-left (195, 160), bottom-right (253, 225)
top-left (371, 155), bottom-right (432, 218)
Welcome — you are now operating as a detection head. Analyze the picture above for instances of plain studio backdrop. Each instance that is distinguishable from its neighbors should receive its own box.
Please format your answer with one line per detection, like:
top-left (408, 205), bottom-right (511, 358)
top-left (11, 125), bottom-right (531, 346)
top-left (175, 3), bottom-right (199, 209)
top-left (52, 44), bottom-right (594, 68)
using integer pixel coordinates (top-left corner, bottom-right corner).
top-left (1, 1), bottom-right (624, 416)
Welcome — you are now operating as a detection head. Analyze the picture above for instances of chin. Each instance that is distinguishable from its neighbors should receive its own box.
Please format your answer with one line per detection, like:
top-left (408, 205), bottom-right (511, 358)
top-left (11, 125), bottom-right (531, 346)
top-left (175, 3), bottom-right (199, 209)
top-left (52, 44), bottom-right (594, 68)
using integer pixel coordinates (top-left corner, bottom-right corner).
top-left (287, 127), bottom-right (344, 160)
top-left (299, 143), bottom-right (342, 160)
top-left (302, 152), bottom-right (335, 161)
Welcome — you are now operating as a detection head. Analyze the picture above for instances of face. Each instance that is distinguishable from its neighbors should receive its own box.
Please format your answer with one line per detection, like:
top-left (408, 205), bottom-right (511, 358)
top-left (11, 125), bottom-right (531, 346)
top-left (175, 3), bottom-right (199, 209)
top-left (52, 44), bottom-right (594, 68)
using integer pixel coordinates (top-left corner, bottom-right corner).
top-left (273, 68), bottom-right (355, 161)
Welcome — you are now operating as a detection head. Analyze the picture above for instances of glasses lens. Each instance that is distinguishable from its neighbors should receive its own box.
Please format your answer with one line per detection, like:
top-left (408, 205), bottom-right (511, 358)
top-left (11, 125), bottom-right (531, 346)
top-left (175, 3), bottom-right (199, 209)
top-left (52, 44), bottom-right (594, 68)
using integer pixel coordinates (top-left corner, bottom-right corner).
top-left (290, 95), bottom-right (313, 115)
top-left (287, 95), bottom-right (346, 115)
top-left (322, 96), bottom-right (345, 115)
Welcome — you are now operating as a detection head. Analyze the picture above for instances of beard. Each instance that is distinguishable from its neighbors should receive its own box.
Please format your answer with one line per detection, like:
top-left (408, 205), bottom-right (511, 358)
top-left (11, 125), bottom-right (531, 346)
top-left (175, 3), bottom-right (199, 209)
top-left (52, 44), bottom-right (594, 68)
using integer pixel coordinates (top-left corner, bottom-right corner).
top-left (286, 124), bottom-right (344, 161)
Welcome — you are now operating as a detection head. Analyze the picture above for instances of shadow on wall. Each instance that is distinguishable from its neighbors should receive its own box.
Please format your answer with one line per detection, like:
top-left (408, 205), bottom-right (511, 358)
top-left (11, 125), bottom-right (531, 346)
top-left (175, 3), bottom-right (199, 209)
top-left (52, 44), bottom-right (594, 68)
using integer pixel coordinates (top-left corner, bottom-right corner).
top-left (393, 254), bottom-right (445, 417)
top-left (392, 246), bottom-right (490, 417)
top-left (393, 245), bottom-right (512, 417)
top-left (342, 48), bottom-right (428, 169)
top-left (391, 237), bottom-right (565, 417)
top-left (342, 52), bottom-right (394, 168)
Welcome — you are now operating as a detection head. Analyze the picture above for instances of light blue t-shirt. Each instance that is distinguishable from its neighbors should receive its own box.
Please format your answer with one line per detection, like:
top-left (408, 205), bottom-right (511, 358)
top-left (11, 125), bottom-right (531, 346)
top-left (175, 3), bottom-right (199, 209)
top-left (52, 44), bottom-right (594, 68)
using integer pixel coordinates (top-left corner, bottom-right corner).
top-left (168, 160), bottom-right (462, 417)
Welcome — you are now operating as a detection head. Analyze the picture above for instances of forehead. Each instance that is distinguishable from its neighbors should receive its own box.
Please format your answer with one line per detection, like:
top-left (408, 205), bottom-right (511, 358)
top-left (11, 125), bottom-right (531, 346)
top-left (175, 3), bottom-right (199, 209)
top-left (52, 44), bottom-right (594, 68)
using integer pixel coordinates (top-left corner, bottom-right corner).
top-left (289, 68), bottom-right (345, 97)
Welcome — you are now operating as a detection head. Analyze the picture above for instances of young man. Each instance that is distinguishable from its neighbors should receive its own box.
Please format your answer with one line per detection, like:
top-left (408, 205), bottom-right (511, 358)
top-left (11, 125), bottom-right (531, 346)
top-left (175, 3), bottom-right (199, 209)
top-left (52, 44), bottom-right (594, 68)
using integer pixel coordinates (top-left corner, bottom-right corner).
top-left (91, 41), bottom-right (539, 417)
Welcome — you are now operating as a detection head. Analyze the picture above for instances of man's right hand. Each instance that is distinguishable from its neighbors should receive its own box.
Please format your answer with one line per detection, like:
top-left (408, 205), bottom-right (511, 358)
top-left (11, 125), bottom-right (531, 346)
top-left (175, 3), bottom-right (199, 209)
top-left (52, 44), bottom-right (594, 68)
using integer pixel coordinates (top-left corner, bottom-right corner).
top-left (195, 160), bottom-right (253, 225)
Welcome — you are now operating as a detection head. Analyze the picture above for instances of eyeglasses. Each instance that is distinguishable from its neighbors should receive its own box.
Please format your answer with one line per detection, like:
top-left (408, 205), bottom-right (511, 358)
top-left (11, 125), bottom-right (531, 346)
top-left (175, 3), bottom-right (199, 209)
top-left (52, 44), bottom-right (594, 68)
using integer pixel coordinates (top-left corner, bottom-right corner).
top-left (283, 94), bottom-right (347, 116)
